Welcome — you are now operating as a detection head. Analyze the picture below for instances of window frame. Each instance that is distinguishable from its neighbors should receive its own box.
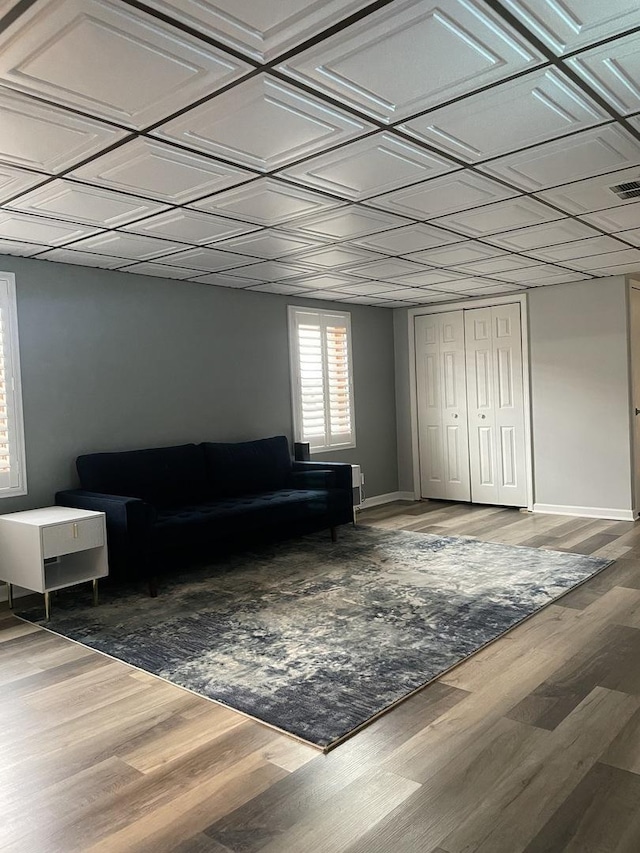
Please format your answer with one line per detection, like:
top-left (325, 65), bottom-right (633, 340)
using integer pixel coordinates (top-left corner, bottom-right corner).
top-left (0, 272), bottom-right (27, 498)
top-left (288, 305), bottom-right (356, 454)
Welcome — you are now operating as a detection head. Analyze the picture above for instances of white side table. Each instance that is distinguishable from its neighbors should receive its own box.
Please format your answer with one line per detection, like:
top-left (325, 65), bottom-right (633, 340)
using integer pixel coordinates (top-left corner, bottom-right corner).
top-left (0, 506), bottom-right (108, 620)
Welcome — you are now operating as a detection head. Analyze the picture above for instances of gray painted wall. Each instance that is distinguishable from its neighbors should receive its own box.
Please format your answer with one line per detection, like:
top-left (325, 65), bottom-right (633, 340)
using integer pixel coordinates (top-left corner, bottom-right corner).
top-left (394, 276), bottom-right (634, 515)
top-left (393, 308), bottom-right (414, 495)
top-left (0, 254), bottom-right (398, 511)
top-left (528, 275), bottom-right (632, 513)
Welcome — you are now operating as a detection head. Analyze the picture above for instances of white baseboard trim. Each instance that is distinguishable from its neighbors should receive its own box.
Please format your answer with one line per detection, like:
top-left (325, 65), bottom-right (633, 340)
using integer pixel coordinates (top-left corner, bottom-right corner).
top-left (533, 503), bottom-right (636, 522)
top-left (361, 491), bottom-right (417, 509)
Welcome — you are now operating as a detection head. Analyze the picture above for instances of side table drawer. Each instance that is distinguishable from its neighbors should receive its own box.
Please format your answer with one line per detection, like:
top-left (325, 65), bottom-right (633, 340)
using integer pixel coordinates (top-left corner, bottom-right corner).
top-left (42, 517), bottom-right (104, 559)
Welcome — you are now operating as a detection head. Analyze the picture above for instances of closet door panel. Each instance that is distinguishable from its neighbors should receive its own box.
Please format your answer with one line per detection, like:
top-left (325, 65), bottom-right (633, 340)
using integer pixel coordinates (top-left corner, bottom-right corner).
top-left (465, 307), bottom-right (500, 504)
top-left (465, 303), bottom-right (527, 506)
top-left (416, 311), bottom-right (470, 501)
top-left (492, 303), bottom-right (528, 506)
top-left (416, 314), bottom-right (446, 498)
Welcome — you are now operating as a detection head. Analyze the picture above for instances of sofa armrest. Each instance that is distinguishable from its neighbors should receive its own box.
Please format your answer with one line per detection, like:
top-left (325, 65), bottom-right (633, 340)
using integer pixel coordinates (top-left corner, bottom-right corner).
top-left (56, 489), bottom-right (156, 532)
top-left (291, 461), bottom-right (352, 496)
top-left (55, 490), bottom-right (157, 580)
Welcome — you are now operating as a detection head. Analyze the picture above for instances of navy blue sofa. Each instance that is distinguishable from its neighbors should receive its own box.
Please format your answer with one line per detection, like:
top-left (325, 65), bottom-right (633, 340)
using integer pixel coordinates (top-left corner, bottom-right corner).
top-left (55, 436), bottom-right (353, 595)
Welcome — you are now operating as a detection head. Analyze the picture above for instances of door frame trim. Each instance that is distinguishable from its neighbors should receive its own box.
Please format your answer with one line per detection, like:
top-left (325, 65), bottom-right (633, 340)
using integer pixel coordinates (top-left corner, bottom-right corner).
top-left (407, 293), bottom-right (533, 511)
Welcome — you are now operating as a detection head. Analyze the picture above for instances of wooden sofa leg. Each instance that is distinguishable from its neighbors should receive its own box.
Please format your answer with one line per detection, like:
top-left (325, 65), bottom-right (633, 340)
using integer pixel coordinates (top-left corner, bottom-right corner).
top-left (330, 526), bottom-right (337, 543)
top-left (148, 577), bottom-right (159, 598)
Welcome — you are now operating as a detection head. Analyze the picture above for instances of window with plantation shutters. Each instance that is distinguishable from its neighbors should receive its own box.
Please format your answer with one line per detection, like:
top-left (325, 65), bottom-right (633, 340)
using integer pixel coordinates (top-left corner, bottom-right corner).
top-left (288, 307), bottom-right (356, 452)
top-left (0, 274), bottom-right (26, 496)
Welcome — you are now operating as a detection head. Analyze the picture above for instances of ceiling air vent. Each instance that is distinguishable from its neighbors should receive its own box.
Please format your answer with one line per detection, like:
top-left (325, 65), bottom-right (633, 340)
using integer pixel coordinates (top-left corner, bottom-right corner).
top-left (610, 180), bottom-right (640, 199)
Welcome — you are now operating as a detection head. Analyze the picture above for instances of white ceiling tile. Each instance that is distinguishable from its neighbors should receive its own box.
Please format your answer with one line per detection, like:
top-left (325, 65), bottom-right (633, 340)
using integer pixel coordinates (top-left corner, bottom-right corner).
top-left (222, 260), bottom-right (311, 281)
top-left (278, 0), bottom-right (542, 122)
top-left (346, 259), bottom-right (430, 280)
top-left (121, 209), bottom-right (259, 245)
top-left (400, 69), bottom-right (607, 163)
top-left (615, 228), bottom-right (640, 247)
top-left (526, 236), bottom-right (631, 262)
top-left (502, 0), bottom-right (640, 55)
top-left (278, 133), bottom-right (458, 200)
top-left (432, 197), bottom-right (565, 236)
top-left (37, 248), bottom-right (132, 269)
top-left (405, 241), bottom-right (506, 266)
top-left (377, 299), bottom-right (420, 307)
top-left (0, 86), bottom-right (128, 172)
top-left (70, 138), bottom-right (254, 204)
top-left (427, 276), bottom-right (500, 291)
top-left (189, 179), bottom-right (341, 225)
top-left (388, 269), bottom-right (466, 287)
top-left (567, 32), bottom-right (640, 115)
top-left (308, 290), bottom-right (362, 305)
top-left (369, 173), bottom-right (518, 220)
top-left (0, 164), bottom-right (47, 203)
top-left (350, 223), bottom-right (465, 255)
top-left (485, 219), bottom-right (601, 250)
top-left (452, 255), bottom-right (540, 275)
top-left (330, 281), bottom-right (403, 295)
top-left (154, 74), bottom-right (372, 171)
top-left (479, 126), bottom-right (640, 191)
top-left (283, 273), bottom-right (363, 290)
top-left (189, 273), bottom-right (258, 288)
top-left (580, 205), bottom-right (640, 232)
top-left (536, 167), bottom-right (640, 214)
top-left (248, 282), bottom-right (309, 295)
top-left (0, 0), bottom-right (251, 129)
top-left (285, 244), bottom-right (385, 270)
top-left (416, 291), bottom-right (471, 302)
top-left (376, 287), bottom-right (435, 301)
top-left (143, 0), bottom-right (373, 62)
top-left (152, 246), bottom-right (258, 272)
top-left (340, 295), bottom-right (395, 305)
top-left (523, 272), bottom-right (592, 285)
top-left (585, 261), bottom-right (640, 275)
top-left (490, 264), bottom-right (579, 282)
top-left (8, 180), bottom-right (168, 227)
top-left (0, 211), bottom-right (100, 245)
top-left (0, 238), bottom-right (48, 256)
top-left (452, 283), bottom-right (525, 295)
top-left (65, 232), bottom-right (187, 261)
top-left (283, 206), bottom-right (409, 241)
top-left (213, 230), bottom-right (322, 259)
top-left (119, 262), bottom-right (201, 279)
top-left (567, 249), bottom-right (640, 270)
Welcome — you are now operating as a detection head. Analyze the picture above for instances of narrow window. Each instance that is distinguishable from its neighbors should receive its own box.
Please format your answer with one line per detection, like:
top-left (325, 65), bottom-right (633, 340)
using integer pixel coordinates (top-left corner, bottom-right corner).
top-left (288, 306), bottom-right (356, 453)
top-left (0, 273), bottom-right (26, 496)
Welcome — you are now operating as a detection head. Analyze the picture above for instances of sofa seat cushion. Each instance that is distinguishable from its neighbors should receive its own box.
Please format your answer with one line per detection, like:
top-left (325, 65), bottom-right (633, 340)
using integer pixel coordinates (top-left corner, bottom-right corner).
top-left (152, 489), bottom-right (330, 548)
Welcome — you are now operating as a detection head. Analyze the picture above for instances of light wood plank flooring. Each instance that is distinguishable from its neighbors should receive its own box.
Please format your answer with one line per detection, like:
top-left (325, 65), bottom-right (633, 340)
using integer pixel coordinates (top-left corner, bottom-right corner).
top-left (3, 500), bottom-right (640, 852)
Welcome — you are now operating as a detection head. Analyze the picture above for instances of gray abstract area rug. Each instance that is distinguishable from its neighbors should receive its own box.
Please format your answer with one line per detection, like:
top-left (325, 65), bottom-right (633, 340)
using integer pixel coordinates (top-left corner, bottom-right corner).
top-left (17, 526), bottom-right (612, 750)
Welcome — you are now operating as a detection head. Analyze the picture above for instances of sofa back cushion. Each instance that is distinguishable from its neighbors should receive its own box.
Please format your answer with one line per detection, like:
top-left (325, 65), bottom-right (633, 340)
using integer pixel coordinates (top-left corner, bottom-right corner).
top-left (202, 435), bottom-right (292, 497)
top-left (76, 444), bottom-right (208, 507)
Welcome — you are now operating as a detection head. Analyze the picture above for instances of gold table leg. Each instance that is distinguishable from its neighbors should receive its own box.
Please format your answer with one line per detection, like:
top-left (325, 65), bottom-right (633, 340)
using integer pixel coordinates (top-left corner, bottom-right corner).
top-left (92, 578), bottom-right (99, 607)
top-left (44, 591), bottom-right (51, 621)
top-left (7, 583), bottom-right (13, 609)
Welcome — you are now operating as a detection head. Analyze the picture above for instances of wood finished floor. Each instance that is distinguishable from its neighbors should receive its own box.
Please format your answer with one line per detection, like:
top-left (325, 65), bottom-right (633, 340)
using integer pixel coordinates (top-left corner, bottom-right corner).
top-left (3, 500), bottom-right (640, 852)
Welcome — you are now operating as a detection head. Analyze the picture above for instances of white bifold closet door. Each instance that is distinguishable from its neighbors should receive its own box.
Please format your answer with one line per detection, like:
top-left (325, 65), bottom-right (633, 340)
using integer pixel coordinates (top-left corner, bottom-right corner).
top-left (464, 304), bottom-right (527, 507)
top-left (415, 311), bottom-right (471, 501)
top-left (415, 303), bottom-right (527, 508)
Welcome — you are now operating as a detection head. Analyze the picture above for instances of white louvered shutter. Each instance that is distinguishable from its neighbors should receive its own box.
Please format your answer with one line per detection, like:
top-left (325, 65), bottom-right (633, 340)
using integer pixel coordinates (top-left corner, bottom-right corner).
top-left (289, 307), bottom-right (355, 451)
top-left (0, 275), bottom-right (25, 494)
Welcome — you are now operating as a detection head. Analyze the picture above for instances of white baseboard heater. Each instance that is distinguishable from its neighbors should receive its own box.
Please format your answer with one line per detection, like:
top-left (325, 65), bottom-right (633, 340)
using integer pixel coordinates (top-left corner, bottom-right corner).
top-left (351, 465), bottom-right (363, 509)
